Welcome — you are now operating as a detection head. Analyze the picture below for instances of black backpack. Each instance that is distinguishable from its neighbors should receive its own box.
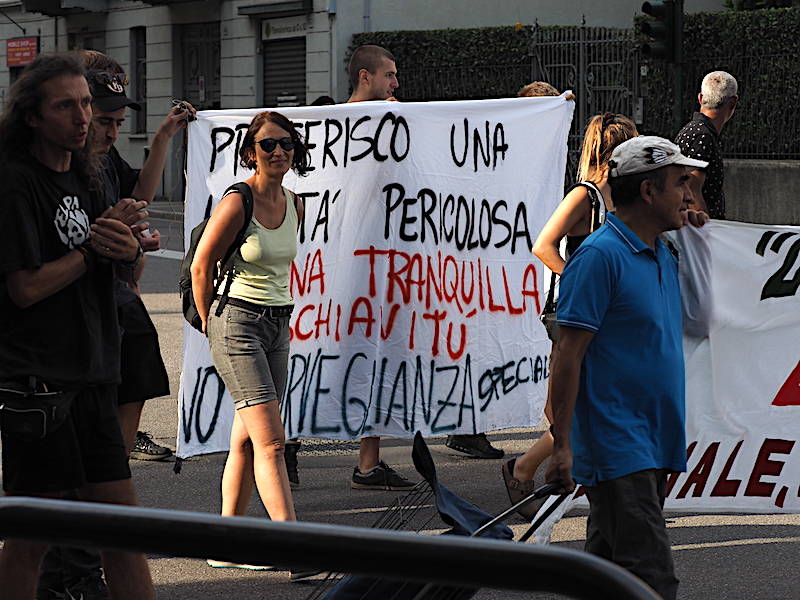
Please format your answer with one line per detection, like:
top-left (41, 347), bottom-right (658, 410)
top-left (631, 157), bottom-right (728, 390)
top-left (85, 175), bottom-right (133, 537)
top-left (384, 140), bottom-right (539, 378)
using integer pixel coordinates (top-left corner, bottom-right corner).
top-left (179, 182), bottom-right (254, 331)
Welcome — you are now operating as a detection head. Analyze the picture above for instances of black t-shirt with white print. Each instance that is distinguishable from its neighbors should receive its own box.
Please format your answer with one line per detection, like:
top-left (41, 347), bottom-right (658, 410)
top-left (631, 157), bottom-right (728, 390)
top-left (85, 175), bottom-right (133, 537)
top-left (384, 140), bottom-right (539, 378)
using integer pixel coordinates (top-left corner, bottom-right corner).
top-left (0, 155), bottom-right (120, 389)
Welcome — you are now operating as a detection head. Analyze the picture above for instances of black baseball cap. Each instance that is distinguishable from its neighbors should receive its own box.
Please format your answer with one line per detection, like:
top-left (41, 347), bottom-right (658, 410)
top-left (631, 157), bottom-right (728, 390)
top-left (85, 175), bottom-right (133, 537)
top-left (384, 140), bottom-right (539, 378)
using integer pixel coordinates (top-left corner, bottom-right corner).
top-left (87, 70), bottom-right (141, 113)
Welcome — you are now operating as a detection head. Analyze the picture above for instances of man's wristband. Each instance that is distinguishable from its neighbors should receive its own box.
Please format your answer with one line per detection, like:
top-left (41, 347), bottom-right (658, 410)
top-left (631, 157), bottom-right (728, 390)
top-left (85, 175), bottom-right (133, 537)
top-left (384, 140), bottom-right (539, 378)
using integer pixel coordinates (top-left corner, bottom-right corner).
top-left (77, 243), bottom-right (96, 270)
top-left (121, 244), bottom-right (144, 269)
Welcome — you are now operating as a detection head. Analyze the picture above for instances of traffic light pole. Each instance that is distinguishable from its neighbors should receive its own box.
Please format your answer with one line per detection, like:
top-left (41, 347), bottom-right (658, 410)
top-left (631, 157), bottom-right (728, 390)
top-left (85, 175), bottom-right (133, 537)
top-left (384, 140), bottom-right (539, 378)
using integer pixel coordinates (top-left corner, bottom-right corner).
top-left (672, 0), bottom-right (684, 132)
top-left (639, 0), bottom-right (685, 132)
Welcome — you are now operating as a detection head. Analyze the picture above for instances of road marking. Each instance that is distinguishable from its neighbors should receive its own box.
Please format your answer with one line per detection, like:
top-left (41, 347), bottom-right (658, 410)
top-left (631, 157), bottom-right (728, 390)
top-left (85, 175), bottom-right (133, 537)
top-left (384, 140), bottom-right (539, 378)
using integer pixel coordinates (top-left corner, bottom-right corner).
top-left (666, 514), bottom-right (800, 527)
top-left (539, 513), bottom-right (800, 544)
top-left (305, 504), bottom-right (435, 517)
top-left (149, 249), bottom-right (184, 261)
top-left (673, 536), bottom-right (800, 551)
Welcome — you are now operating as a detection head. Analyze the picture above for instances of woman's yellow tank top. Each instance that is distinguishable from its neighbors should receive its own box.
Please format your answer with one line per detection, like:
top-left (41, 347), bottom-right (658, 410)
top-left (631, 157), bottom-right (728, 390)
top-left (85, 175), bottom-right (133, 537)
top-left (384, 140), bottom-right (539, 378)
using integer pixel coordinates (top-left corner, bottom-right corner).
top-left (228, 186), bottom-right (298, 306)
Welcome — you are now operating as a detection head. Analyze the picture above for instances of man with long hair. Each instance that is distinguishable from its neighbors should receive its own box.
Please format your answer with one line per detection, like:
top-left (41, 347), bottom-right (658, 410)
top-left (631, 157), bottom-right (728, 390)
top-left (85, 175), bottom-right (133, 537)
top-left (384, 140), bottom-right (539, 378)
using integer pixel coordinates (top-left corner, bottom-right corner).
top-left (35, 50), bottom-right (194, 600)
top-left (0, 52), bottom-right (154, 600)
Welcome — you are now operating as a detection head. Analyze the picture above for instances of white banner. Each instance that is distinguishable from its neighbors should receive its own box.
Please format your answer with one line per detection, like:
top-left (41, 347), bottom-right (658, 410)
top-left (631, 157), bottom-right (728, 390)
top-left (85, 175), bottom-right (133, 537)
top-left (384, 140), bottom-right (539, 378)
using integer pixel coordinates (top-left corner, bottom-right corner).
top-left (557, 222), bottom-right (800, 514)
top-left (178, 97), bottom-right (573, 457)
top-left (663, 221), bottom-right (800, 512)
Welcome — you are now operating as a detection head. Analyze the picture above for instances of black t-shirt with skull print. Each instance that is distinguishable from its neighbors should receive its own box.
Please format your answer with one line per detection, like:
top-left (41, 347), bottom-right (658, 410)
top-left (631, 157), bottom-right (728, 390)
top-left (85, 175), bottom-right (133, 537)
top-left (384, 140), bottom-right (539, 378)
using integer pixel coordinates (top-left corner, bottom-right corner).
top-left (0, 155), bottom-right (120, 389)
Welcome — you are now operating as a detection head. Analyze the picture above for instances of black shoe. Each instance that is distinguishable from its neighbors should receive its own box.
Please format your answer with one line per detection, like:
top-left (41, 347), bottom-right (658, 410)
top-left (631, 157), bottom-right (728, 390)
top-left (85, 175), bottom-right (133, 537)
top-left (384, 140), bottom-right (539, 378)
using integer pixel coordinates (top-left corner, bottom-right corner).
top-left (351, 461), bottom-right (416, 490)
top-left (39, 575), bottom-right (112, 600)
top-left (284, 440), bottom-right (300, 488)
top-left (69, 576), bottom-right (111, 600)
top-left (130, 431), bottom-right (173, 461)
top-left (290, 568), bottom-right (323, 582)
top-left (446, 433), bottom-right (504, 459)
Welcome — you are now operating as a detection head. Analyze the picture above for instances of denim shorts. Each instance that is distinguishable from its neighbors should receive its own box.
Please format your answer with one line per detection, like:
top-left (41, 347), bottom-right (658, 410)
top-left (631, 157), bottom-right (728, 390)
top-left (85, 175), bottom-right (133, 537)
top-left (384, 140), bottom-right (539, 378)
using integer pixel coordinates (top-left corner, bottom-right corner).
top-left (207, 300), bottom-right (291, 410)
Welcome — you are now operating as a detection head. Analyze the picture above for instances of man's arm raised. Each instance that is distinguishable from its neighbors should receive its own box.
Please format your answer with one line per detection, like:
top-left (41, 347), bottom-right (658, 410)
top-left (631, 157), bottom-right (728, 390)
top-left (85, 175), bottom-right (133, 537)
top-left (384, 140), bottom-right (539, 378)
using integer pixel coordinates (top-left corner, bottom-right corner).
top-left (131, 102), bottom-right (197, 202)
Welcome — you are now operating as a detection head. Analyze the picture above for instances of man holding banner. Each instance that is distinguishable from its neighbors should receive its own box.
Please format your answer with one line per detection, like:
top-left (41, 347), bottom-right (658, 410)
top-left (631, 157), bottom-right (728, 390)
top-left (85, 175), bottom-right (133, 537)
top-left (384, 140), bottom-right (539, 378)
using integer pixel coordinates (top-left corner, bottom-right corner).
top-left (346, 44), bottom-right (417, 490)
top-left (546, 136), bottom-right (709, 600)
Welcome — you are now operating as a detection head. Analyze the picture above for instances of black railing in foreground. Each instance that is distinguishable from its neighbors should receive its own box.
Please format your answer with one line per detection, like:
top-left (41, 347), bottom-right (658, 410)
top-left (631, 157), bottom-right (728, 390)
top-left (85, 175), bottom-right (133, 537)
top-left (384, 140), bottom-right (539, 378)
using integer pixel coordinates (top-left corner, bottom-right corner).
top-left (0, 498), bottom-right (658, 600)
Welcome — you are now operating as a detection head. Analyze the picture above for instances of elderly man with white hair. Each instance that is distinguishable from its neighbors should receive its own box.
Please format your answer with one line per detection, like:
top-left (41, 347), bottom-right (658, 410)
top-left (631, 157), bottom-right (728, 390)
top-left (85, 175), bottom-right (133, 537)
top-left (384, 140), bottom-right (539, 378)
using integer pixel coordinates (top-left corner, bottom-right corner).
top-left (674, 70), bottom-right (738, 219)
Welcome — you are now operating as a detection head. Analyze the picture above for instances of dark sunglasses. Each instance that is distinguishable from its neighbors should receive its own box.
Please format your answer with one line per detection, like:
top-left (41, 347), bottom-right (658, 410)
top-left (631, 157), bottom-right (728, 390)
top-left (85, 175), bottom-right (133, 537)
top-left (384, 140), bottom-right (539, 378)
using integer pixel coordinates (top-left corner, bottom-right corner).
top-left (255, 137), bottom-right (294, 153)
top-left (87, 70), bottom-right (129, 88)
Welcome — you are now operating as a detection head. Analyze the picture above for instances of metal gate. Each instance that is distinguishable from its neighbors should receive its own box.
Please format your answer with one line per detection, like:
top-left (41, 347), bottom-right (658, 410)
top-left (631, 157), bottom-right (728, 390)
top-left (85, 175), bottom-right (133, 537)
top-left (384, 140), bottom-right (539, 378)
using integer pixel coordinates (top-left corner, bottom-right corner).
top-left (529, 26), bottom-right (640, 181)
top-left (263, 36), bottom-right (306, 108)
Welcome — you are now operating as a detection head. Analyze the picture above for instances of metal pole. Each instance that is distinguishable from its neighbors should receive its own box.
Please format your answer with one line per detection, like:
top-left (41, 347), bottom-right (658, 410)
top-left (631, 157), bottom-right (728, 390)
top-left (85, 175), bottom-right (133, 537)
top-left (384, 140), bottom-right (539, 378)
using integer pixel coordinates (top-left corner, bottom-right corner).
top-left (0, 9), bottom-right (26, 34)
top-left (0, 497), bottom-right (659, 600)
top-left (672, 0), bottom-right (684, 132)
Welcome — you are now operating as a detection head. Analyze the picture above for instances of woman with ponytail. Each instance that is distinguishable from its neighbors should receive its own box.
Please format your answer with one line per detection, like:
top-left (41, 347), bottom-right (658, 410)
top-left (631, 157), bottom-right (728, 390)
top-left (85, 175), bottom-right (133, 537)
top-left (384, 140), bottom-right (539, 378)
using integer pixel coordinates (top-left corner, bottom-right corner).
top-left (534, 112), bottom-right (639, 274)
top-left (502, 113), bottom-right (638, 518)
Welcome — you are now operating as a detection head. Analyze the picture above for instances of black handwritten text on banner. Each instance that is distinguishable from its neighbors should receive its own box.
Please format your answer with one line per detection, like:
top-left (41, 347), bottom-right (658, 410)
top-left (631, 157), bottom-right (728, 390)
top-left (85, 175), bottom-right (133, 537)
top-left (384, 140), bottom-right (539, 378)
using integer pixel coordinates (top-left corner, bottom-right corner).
top-left (178, 98), bottom-right (573, 457)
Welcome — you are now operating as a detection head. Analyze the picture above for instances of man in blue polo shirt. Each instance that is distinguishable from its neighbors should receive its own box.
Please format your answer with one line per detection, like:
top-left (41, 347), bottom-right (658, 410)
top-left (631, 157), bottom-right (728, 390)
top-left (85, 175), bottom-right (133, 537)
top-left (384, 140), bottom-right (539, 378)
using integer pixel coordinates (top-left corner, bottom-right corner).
top-left (545, 136), bottom-right (708, 600)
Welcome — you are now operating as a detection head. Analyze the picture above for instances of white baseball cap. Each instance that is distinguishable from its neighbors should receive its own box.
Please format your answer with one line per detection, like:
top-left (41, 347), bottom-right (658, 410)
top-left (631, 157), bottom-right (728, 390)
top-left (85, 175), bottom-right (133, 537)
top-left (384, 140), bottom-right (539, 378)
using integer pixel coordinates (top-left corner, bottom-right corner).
top-left (608, 136), bottom-right (708, 178)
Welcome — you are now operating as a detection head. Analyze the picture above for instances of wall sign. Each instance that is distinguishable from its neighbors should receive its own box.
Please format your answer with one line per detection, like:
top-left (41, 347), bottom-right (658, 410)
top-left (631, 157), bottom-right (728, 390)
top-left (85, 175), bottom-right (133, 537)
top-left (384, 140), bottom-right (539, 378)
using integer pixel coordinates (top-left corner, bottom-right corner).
top-left (262, 15), bottom-right (308, 40)
top-left (7, 37), bottom-right (39, 67)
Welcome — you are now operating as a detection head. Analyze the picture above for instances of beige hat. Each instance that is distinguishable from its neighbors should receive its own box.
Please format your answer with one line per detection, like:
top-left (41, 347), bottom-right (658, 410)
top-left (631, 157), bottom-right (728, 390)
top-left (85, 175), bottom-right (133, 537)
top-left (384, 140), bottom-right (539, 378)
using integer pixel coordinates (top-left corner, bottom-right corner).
top-left (608, 136), bottom-right (708, 178)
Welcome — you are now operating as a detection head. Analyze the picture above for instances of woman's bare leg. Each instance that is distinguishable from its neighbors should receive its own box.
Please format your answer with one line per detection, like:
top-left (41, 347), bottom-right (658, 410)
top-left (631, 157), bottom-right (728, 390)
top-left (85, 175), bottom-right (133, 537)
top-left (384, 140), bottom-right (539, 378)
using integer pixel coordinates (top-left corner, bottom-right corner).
top-left (513, 383), bottom-right (555, 481)
top-left (238, 401), bottom-right (296, 522)
top-left (221, 410), bottom-right (256, 517)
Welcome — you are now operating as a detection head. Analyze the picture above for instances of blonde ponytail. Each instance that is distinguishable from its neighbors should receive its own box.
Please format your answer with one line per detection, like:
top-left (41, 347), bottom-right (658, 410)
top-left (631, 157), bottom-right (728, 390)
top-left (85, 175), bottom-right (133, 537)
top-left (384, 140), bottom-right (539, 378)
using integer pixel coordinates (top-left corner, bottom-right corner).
top-left (576, 113), bottom-right (638, 183)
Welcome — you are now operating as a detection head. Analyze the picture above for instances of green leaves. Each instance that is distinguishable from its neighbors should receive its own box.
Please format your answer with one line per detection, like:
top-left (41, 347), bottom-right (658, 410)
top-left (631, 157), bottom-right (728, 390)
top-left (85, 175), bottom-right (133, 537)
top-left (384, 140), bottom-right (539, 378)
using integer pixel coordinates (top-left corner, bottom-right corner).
top-left (640, 6), bottom-right (799, 157)
top-left (349, 7), bottom-right (799, 158)
top-left (349, 26), bottom-right (536, 100)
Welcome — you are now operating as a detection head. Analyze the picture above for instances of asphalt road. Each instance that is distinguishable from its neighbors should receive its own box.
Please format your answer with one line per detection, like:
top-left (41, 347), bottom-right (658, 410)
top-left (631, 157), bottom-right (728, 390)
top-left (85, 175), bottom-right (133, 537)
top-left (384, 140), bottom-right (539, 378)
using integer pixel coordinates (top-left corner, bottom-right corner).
top-left (4, 214), bottom-right (798, 599)
top-left (133, 215), bottom-right (800, 600)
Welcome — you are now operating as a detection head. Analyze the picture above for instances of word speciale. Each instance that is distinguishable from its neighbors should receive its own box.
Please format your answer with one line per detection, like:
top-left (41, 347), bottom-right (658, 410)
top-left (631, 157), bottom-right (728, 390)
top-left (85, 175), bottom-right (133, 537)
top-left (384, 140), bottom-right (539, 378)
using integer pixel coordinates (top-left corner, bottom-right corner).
top-left (282, 350), bottom-right (549, 438)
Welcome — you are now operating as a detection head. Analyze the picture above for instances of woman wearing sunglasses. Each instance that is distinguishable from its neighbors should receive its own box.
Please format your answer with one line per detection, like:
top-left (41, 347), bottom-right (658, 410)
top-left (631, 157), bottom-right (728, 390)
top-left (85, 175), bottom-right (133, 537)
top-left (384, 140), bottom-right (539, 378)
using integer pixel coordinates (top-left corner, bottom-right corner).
top-left (191, 111), bottom-right (314, 579)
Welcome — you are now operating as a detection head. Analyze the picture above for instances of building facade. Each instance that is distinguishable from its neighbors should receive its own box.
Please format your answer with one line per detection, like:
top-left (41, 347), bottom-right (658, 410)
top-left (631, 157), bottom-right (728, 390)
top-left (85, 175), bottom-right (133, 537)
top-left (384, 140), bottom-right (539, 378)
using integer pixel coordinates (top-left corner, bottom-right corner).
top-left (0, 0), bottom-right (725, 199)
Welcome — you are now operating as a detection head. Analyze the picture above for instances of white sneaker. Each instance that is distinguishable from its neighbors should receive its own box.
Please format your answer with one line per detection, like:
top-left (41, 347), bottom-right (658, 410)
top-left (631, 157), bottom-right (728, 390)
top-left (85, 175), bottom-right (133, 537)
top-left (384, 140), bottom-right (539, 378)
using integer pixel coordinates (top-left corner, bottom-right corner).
top-left (206, 558), bottom-right (274, 570)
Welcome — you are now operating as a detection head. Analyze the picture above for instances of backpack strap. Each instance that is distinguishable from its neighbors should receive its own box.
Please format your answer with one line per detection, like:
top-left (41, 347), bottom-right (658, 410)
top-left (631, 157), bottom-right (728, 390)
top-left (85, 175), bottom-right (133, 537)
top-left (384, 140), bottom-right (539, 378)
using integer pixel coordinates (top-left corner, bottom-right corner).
top-left (287, 188), bottom-right (301, 230)
top-left (543, 270), bottom-right (558, 314)
top-left (214, 182), bottom-right (255, 317)
top-left (566, 181), bottom-right (604, 233)
top-left (543, 182), bottom-right (604, 315)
